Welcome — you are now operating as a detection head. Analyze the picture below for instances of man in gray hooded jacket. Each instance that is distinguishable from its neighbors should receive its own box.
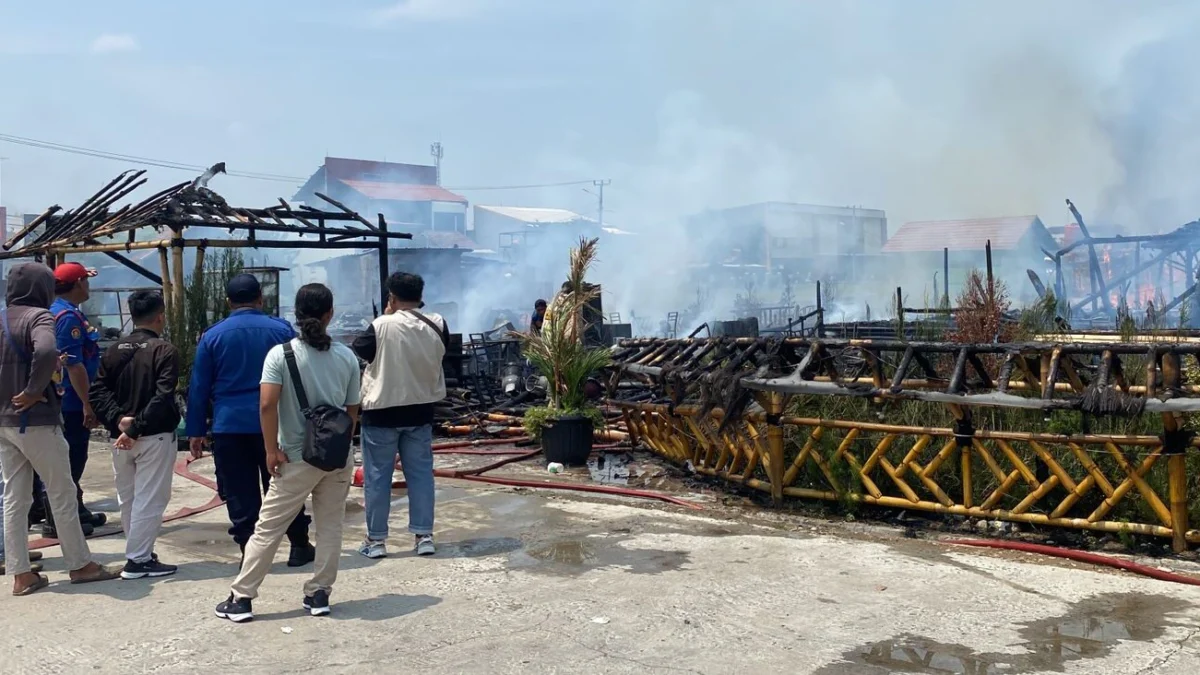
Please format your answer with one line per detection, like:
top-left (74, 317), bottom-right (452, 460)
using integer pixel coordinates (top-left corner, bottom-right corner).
top-left (0, 262), bottom-right (117, 595)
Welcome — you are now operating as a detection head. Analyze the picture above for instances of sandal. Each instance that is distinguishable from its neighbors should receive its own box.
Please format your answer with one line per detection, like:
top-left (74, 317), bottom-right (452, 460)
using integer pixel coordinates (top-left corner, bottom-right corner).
top-left (69, 564), bottom-right (121, 585)
top-left (13, 573), bottom-right (49, 596)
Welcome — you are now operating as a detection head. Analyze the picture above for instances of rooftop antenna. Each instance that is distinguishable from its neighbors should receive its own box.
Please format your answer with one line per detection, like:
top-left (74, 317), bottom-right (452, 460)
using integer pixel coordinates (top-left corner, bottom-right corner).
top-left (430, 142), bottom-right (444, 185)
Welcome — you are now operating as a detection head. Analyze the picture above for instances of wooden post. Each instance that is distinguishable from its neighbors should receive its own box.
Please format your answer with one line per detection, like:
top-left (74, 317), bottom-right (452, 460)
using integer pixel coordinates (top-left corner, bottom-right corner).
top-left (985, 240), bottom-right (995, 311)
top-left (815, 280), bottom-right (824, 338)
top-left (766, 392), bottom-right (786, 505)
top-left (1162, 412), bottom-right (1190, 553)
top-left (1055, 254), bottom-right (1064, 303)
top-left (377, 214), bottom-right (390, 309)
top-left (943, 247), bottom-right (950, 306)
top-left (1169, 452), bottom-right (1189, 552)
top-left (170, 234), bottom-right (185, 316)
top-left (158, 246), bottom-right (172, 316)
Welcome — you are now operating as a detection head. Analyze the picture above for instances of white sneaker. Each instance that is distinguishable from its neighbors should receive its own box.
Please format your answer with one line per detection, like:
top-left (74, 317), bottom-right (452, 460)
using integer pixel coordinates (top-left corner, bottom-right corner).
top-left (415, 535), bottom-right (436, 557)
top-left (358, 540), bottom-right (387, 559)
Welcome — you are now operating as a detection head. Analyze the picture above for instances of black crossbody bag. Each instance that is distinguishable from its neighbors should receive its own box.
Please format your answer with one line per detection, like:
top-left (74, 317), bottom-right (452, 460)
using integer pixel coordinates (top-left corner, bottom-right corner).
top-left (282, 342), bottom-right (354, 471)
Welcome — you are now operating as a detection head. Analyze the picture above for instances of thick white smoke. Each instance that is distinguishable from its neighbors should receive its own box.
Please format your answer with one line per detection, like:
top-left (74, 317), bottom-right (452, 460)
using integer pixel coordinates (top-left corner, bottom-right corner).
top-left (512, 0), bottom-right (1200, 326)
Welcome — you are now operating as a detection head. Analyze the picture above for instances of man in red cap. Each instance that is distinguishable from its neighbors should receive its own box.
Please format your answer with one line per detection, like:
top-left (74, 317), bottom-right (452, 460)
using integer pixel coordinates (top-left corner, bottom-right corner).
top-left (44, 261), bottom-right (107, 537)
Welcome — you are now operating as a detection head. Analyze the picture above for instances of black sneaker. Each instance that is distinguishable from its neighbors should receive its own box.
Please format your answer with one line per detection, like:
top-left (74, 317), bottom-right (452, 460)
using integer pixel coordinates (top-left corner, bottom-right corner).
top-left (28, 504), bottom-right (46, 527)
top-left (42, 520), bottom-right (94, 539)
top-left (303, 589), bottom-right (331, 617)
top-left (80, 509), bottom-right (107, 528)
top-left (121, 558), bottom-right (178, 580)
top-left (287, 542), bottom-right (316, 568)
top-left (214, 594), bottom-right (254, 623)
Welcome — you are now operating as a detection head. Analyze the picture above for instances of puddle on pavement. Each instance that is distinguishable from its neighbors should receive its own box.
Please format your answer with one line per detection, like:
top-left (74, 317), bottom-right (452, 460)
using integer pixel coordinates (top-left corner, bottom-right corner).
top-left (525, 540), bottom-right (597, 565)
top-left (510, 536), bottom-right (690, 576)
top-left (588, 453), bottom-right (634, 486)
top-left (814, 592), bottom-right (1192, 674)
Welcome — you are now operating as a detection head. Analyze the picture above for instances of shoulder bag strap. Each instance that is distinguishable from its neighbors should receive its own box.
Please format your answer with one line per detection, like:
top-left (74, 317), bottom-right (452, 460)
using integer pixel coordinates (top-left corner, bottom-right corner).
top-left (1, 309), bottom-right (29, 362)
top-left (405, 309), bottom-right (449, 348)
top-left (4, 309), bottom-right (42, 433)
top-left (281, 342), bottom-right (312, 414)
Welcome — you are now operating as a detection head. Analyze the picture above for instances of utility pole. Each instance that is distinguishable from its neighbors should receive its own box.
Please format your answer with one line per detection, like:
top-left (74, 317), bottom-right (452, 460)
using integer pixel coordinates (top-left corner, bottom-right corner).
top-left (430, 142), bottom-right (444, 185)
top-left (592, 179), bottom-right (611, 227)
top-left (0, 156), bottom-right (7, 207)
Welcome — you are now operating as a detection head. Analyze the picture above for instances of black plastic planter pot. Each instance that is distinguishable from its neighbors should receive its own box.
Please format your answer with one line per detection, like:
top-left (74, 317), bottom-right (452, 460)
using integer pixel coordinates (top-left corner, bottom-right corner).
top-left (541, 415), bottom-right (594, 466)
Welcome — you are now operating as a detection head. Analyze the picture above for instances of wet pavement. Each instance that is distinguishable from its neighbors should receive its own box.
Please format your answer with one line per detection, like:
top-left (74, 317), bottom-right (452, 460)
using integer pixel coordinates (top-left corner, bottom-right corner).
top-left (817, 593), bottom-right (1193, 674)
top-left (2, 441), bottom-right (1200, 673)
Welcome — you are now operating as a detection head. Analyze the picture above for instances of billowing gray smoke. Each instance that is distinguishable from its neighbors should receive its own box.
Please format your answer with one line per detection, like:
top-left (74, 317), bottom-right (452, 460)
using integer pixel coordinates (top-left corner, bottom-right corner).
top-left (323, 1), bottom-right (1200, 333)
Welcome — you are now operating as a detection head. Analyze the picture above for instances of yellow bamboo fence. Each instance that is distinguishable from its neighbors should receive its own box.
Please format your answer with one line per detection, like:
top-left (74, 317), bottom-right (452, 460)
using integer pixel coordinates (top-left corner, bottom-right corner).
top-left (609, 337), bottom-right (1200, 551)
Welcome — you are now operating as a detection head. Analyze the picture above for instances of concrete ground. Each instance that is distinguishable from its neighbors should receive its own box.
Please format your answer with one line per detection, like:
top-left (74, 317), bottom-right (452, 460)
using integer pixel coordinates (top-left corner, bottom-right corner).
top-left (2, 441), bottom-right (1200, 674)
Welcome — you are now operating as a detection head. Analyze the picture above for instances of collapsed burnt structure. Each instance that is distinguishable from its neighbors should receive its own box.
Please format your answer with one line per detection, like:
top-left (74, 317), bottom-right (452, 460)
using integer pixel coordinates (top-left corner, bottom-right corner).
top-left (607, 335), bottom-right (1200, 551)
top-left (1046, 199), bottom-right (1200, 326)
top-left (0, 166), bottom-right (414, 314)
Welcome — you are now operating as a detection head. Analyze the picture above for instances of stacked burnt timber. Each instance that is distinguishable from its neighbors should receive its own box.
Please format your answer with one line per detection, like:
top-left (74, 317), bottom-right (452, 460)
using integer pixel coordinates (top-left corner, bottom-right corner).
top-left (610, 337), bottom-right (1200, 414)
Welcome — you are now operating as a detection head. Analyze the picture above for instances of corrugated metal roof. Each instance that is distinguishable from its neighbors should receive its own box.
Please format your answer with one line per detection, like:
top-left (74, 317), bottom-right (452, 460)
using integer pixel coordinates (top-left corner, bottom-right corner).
top-left (882, 216), bottom-right (1044, 253)
top-left (325, 157), bottom-right (437, 185)
top-left (412, 231), bottom-right (475, 249)
top-left (340, 180), bottom-right (468, 203)
top-left (476, 205), bottom-right (594, 224)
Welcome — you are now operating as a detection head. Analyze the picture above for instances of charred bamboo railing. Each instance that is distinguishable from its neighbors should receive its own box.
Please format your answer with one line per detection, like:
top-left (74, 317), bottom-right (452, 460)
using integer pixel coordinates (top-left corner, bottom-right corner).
top-left (609, 336), bottom-right (1200, 551)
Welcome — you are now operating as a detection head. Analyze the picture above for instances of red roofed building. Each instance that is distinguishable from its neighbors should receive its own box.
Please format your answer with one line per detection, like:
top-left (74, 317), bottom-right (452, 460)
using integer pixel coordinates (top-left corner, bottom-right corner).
top-left (883, 215), bottom-right (1057, 302)
top-left (293, 156), bottom-right (469, 239)
top-left (883, 216), bottom-right (1055, 254)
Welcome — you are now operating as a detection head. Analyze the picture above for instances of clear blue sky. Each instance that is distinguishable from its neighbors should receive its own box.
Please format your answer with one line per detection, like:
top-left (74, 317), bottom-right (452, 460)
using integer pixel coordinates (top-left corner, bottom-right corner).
top-left (2, 0), bottom-right (1199, 233)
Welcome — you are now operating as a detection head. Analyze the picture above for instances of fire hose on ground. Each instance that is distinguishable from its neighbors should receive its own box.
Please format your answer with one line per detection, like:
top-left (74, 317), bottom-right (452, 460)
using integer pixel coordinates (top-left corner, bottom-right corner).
top-left (32, 450), bottom-right (1200, 585)
top-left (29, 439), bottom-right (690, 551)
top-left (943, 539), bottom-right (1200, 587)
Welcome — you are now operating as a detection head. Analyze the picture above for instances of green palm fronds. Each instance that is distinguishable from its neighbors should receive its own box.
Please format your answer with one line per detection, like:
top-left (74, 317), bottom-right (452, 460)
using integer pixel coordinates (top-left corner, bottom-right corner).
top-left (518, 237), bottom-right (610, 411)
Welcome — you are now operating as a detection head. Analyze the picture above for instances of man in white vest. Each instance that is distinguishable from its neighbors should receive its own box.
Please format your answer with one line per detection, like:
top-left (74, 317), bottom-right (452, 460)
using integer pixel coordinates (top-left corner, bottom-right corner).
top-left (352, 272), bottom-right (448, 559)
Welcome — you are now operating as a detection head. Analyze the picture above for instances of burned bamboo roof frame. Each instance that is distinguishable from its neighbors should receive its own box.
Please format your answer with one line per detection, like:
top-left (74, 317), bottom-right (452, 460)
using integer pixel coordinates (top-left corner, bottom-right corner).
top-left (1, 167), bottom-right (415, 260)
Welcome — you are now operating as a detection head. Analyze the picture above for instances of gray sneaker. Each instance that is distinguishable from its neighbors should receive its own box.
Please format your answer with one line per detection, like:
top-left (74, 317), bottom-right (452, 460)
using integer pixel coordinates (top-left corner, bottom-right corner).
top-left (415, 534), bottom-right (435, 556)
top-left (358, 540), bottom-right (387, 559)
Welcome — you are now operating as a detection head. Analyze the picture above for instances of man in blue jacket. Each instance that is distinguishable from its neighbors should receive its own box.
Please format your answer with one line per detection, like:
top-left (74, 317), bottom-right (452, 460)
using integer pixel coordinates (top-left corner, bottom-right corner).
top-left (45, 262), bottom-right (106, 537)
top-left (186, 274), bottom-right (314, 567)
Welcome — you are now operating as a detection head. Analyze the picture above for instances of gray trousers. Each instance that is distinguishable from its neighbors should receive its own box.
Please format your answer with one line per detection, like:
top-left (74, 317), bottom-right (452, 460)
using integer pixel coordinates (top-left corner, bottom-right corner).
top-left (0, 425), bottom-right (92, 575)
top-left (112, 433), bottom-right (175, 563)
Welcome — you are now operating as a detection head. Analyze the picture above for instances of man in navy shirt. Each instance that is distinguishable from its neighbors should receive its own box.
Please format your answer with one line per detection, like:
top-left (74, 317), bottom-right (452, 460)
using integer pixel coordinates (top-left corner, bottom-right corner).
top-left (46, 262), bottom-right (106, 537)
top-left (186, 274), bottom-right (314, 567)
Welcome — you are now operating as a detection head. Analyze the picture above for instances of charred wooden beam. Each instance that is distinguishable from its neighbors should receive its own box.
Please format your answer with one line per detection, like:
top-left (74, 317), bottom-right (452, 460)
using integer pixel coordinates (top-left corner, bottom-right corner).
top-left (3, 205), bottom-right (61, 251)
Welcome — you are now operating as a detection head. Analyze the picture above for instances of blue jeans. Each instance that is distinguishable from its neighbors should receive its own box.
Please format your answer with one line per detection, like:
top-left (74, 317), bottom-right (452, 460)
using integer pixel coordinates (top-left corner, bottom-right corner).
top-left (361, 424), bottom-right (434, 540)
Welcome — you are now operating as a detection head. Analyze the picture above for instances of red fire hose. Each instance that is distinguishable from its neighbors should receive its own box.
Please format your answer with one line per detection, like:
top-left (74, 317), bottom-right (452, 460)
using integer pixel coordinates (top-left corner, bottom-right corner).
top-left (453, 474), bottom-right (703, 510)
top-left (30, 453), bottom-right (225, 551)
top-left (433, 438), bottom-right (533, 450)
top-left (944, 539), bottom-right (1200, 586)
top-left (32, 442), bottom-right (691, 553)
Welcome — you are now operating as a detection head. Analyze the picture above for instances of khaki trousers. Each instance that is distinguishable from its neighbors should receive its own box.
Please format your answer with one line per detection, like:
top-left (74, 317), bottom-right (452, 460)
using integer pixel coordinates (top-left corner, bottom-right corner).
top-left (231, 458), bottom-right (353, 600)
top-left (0, 425), bottom-right (92, 575)
top-left (112, 433), bottom-right (176, 563)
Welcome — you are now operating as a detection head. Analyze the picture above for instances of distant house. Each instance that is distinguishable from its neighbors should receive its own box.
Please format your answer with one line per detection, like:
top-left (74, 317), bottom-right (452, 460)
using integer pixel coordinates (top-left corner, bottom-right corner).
top-left (293, 157), bottom-right (470, 240)
top-left (469, 205), bottom-right (634, 311)
top-left (472, 205), bottom-right (600, 254)
top-left (686, 202), bottom-right (887, 278)
top-left (883, 215), bottom-right (1058, 300)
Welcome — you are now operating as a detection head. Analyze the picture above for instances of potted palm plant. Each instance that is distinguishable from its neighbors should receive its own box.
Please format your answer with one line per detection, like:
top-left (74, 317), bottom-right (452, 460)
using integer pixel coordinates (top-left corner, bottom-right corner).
top-left (520, 237), bottom-right (611, 466)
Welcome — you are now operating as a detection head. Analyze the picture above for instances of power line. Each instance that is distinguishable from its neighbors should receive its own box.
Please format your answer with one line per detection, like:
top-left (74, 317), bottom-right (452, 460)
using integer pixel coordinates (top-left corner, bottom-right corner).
top-left (0, 133), bottom-right (305, 182)
top-left (444, 179), bottom-right (598, 191)
top-left (0, 132), bottom-right (606, 192)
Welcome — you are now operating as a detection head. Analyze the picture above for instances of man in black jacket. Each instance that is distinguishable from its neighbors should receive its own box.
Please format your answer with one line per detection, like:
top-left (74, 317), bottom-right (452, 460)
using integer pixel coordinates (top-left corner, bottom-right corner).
top-left (90, 290), bottom-right (181, 580)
